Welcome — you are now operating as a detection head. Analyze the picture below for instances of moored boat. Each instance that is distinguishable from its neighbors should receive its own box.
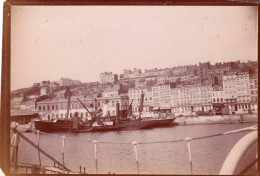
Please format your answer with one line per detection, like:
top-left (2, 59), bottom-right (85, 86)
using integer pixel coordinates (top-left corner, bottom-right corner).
top-left (35, 88), bottom-right (178, 133)
top-left (34, 119), bottom-right (73, 132)
top-left (118, 117), bottom-right (177, 130)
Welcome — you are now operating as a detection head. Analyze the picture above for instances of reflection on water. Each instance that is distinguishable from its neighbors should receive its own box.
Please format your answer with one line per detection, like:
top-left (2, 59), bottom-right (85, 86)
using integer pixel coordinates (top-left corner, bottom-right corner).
top-left (18, 123), bottom-right (257, 174)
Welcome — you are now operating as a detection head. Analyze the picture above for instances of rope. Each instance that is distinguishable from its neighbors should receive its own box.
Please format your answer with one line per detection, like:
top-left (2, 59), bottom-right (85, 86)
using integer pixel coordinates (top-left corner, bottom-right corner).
top-left (13, 128), bottom-right (71, 172)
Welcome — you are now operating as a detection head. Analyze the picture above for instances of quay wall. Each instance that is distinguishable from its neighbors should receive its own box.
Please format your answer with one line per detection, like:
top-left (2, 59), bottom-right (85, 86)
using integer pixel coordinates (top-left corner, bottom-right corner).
top-left (175, 113), bottom-right (258, 125)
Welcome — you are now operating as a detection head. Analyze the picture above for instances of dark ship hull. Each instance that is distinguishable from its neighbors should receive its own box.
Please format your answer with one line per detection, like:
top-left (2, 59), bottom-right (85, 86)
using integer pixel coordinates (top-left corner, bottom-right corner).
top-left (121, 118), bottom-right (177, 130)
top-left (35, 118), bottom-right (178, 133)
top-left (34, 119), bottom-right (73, 132)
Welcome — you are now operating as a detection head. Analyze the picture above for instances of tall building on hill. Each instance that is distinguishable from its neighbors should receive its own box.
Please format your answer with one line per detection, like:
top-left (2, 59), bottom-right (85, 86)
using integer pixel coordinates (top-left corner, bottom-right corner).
top-left (100, 72), bottom-right (118, 84)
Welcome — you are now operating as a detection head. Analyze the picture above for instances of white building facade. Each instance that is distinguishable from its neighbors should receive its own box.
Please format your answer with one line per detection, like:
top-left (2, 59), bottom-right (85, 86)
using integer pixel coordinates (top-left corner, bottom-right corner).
top-left (100, 72), bottom-right (118, 84)
top-left (171, 84), bottom-right (213, 116)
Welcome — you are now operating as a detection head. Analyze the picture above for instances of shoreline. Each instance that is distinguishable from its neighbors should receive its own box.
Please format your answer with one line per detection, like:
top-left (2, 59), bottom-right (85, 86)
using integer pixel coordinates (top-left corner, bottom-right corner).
top-left (175, 113), bottom-right (258, 126)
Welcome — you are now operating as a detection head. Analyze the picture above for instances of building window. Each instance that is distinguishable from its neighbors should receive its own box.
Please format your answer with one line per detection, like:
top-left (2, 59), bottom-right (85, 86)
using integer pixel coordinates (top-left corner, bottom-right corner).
top-left (43, 106), bottom-right (45, 111)
top-left (112, 101), bottom-right (115, 106)
top-left (52, 105), bottom-right (54, 110)
top-left (56, 105), bottom-right (58, 110)
top-left (47, 105), bottom-right (50, 111)
top-left (38, 106), bottom-right (41, 110)
top-left (81, 112), bottom-right (83, 118)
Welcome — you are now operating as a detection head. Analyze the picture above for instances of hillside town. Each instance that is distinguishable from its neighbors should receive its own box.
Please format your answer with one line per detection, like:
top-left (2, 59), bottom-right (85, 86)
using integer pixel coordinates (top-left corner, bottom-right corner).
top-left (11, 60), bottom-right (258, 120)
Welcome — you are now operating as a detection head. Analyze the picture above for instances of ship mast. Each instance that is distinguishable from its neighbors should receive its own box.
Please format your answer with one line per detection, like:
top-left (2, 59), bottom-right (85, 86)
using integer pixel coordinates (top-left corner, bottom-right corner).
top-left (77, 98), bottom-right (106, 127)
top-left (128, 99), bottom-right (134, 117)
top-left (138, 91), bottom-right (144, 120)
top-left (65, 86), bottom-right (72, 119)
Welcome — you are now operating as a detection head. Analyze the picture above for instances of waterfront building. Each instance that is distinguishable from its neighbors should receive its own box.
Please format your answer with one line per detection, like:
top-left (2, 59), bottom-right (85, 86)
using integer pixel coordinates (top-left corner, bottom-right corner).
top-left (249, 74), bottom-right (258, 113)
top-left (36, 95), bottom-right (129, 120)
top-left (152, 85), bottom-right (172, 109)
top-left (212, 85), bottom-right (225, 114)
top-left (171, 84), bottom-right (213, 116)
top-left (236, 72), bottom-right (251, 113)
top-left (128, 86), bottom-right (153, 116)
top-left (222, 72), bottom-right (251, 114)
top-left (100, 72), bottom-right (118, 84)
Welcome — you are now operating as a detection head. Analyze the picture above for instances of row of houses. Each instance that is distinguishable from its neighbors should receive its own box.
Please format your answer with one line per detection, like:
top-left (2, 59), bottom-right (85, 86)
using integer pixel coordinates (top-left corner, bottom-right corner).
top-left (11, 70), bottom-right (257, 119)
top-left (128, 72), bottom-right (258, 116)
top-left (100, 60), bottom-right (257, 85)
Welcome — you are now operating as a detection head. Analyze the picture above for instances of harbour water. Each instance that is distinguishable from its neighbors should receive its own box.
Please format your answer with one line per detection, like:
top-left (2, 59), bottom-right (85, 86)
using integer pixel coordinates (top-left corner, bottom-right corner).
top-left (17, 123), bottom-right (257, 174)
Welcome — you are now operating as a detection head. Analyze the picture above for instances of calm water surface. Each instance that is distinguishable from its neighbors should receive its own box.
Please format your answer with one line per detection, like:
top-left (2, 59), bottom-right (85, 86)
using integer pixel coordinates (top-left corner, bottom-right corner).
top-left (18, 123), bottom-right (257, 174)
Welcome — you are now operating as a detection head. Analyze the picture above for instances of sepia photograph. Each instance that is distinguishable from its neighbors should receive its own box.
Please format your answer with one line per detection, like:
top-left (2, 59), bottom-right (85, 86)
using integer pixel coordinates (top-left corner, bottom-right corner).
top-left (2, 2), bottom-right (258, 175)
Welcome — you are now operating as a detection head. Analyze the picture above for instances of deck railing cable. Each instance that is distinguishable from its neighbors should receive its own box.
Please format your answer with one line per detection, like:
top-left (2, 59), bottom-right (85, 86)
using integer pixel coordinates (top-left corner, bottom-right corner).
top-left (12, 128), bottom-right (71, 172)
top-left (16, 124), bottom-right (257, 174)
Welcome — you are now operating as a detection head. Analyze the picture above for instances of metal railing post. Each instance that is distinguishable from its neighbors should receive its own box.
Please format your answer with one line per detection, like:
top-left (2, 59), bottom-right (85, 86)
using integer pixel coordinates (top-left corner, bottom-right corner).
top-left (36, 130), bottom-right (41, 166)
top-left (93, 140), bottom-right (98, 174)
top-left (62, 136), bottom-right (66, 166)
top-left (184, 137), bottom-right (193, 175)
top-left (132, 141), bottom-right (139, 174)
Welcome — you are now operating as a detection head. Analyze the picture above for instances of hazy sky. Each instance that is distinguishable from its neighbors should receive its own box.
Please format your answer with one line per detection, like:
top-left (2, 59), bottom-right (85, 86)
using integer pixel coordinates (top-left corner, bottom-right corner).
top-left (11, 6), bottom-right (257, 90)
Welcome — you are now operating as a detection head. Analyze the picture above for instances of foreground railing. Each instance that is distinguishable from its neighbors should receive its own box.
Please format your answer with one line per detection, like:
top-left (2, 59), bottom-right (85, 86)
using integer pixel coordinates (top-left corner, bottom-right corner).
top-left (12, 124), bottom-right (258, 174)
